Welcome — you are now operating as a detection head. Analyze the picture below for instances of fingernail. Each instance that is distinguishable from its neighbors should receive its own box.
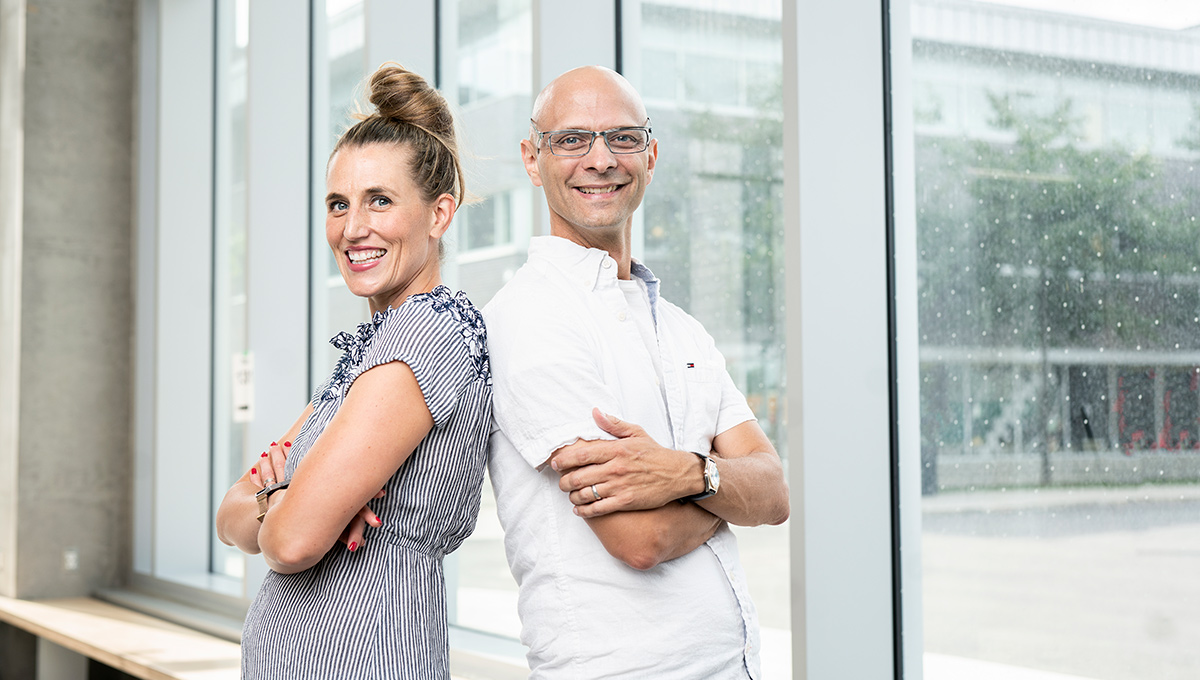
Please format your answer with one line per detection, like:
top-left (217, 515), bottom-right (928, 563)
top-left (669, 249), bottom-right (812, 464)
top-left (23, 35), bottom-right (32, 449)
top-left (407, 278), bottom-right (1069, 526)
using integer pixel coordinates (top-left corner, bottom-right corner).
top-left (271, 441), bottom-right (277, 446)
top-left (283, 441), bottom-right (291, 447)
top-left (550, 460), bottom-right (559, 471)
top-left (261, 452), bottom-right (268, 458)
top-left (348, 542), bottom-right (357, 552)
top-left (251, 468), bottom-right (257, 475)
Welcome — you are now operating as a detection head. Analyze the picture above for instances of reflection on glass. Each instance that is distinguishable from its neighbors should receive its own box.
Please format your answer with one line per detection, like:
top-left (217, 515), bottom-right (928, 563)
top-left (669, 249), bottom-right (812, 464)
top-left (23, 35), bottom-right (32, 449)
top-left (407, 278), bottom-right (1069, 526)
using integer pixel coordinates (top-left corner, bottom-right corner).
top-left (913, 2), bottom-right (1200, 678)
top-left (311, 0), bottom-right (368, 387)
top-left (635, 1), bottom-right (789, 675)
top-left (445, 0), bottom-right (533, 641)
top-left (211, 0), bottom-right (250, 579)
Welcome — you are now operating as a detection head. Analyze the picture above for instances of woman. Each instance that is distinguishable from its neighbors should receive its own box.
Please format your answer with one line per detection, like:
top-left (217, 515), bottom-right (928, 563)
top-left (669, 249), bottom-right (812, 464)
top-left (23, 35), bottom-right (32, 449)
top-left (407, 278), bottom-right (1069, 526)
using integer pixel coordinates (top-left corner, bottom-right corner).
top-left (215, 63), bottom-right (491, 679)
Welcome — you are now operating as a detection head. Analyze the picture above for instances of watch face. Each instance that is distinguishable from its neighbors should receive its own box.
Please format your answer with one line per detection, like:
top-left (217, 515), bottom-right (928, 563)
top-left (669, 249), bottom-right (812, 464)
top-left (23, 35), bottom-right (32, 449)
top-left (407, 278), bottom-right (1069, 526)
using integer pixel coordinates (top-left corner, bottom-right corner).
top-left (706, 458), bottom-right (720, 494)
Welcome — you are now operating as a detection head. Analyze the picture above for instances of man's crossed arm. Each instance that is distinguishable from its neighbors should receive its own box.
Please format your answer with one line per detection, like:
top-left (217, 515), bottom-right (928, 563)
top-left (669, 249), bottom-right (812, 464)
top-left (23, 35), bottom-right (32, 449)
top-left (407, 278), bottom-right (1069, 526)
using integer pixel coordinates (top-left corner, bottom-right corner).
top-left (548, 408), bottom-right (790, 570)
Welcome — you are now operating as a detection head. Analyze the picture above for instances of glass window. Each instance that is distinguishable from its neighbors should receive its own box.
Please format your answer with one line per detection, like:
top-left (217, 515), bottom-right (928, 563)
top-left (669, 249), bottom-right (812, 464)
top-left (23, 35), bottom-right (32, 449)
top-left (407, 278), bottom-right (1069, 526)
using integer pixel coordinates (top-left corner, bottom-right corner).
top-left (443, 0), bottom-right (532, 642)
top-left (210, 0), bottom-right (250, 582)
top-left (631, 1), bottom-right (789, 675)
top-left (911, 2), bottom-right (1200, 678)
top-left (310, 0), bottom-right (369, 385)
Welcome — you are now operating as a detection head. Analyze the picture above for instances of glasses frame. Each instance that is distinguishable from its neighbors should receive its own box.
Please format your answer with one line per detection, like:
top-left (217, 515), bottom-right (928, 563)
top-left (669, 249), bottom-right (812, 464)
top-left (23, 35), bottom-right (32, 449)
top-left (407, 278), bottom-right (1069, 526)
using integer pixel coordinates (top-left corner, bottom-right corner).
top-left (532, 118), bottom-right (653, 157)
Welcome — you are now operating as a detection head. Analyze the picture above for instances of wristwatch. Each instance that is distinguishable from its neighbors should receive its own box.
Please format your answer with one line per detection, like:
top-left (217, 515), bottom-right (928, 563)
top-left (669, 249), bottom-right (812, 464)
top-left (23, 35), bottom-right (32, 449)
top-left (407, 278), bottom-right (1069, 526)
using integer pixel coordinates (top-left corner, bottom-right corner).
top-left (683, 451), bottom-right (720, 501)
top-left (255, 481), bottom-right (290, 522)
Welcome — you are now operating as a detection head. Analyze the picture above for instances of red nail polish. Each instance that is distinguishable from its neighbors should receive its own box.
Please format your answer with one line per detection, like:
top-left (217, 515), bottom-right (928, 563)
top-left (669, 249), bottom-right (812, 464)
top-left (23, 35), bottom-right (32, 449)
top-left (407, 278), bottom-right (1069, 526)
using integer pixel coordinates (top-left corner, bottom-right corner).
top-left (261, 452), bottom-right (268, 457)
top-left (271, 441), bottom-right (277, 446)
top-left (251, 468), bottom-right (257, 475)
top-left (284, 441), bottom-right (291, 447)
top-left (348, 542), bottom-right (357, 552)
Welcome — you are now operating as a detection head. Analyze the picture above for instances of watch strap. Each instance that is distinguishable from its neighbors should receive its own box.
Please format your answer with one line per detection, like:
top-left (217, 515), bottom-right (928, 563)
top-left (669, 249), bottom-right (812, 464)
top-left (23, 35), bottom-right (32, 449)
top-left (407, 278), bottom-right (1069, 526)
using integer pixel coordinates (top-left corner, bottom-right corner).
top-left (682, 451), bottom-right (717, 502)
top-left (255, 481), bottom-right (290, 522)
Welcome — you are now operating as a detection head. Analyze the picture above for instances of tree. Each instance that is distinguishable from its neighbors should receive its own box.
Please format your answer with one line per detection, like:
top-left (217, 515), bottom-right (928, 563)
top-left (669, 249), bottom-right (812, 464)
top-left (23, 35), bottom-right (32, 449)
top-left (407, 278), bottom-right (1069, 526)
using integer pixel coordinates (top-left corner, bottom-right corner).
top-left (917, 92), bottom-right (1197, 483)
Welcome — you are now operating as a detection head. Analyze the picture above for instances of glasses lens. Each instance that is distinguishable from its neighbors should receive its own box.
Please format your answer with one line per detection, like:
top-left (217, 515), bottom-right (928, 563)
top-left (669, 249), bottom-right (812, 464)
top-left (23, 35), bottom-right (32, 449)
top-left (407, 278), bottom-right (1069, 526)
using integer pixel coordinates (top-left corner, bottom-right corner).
top-left (605, 128), bottom-right (649, 153)
top-left (548, 131), bottom-right (595, 155)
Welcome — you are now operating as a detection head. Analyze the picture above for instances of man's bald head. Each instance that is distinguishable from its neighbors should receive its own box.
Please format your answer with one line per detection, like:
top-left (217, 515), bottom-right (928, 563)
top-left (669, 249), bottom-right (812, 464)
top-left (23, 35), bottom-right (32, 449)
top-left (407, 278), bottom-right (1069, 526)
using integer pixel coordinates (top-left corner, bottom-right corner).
top-left (530, 66), bottom-right (648, 132)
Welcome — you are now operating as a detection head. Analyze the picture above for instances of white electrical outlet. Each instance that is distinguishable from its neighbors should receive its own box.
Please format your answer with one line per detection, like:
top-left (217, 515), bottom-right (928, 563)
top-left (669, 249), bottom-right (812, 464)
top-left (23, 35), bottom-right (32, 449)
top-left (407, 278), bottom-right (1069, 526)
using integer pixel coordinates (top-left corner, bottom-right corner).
top-left (63, 548), bottom-right (79, 571)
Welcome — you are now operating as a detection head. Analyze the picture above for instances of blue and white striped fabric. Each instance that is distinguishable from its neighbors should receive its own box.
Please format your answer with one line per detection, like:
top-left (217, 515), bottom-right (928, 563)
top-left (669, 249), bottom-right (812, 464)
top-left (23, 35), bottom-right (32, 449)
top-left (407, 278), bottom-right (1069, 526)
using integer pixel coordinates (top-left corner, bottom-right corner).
top-left (241, 285), bottom-right (492, 680)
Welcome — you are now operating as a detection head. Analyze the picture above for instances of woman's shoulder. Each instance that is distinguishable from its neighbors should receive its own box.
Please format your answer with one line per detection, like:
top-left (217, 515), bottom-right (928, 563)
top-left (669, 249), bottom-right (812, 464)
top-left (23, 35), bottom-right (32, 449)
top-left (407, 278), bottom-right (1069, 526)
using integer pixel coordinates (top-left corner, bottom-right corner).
top-left (380, 285), bottom-right (485, 339)
top-left (372, 286), bottom-right (490, 382)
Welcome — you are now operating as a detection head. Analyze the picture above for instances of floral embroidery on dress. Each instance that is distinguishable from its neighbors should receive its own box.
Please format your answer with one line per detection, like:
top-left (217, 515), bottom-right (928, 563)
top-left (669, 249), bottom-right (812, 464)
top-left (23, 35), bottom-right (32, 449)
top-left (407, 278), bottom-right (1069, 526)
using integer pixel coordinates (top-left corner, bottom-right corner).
top-left (409, 286), bottom-right (492, 385)
top-left (320, 310), bottom-right (388, 402)
top-left (318, 286), bottom-right (491, 402)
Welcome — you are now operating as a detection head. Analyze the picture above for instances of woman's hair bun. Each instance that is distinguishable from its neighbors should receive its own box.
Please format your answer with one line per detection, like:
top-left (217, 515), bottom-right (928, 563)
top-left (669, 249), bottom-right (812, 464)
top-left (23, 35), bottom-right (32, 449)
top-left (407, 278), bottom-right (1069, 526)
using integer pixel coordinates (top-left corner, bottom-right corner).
top-left (332, 62), bottom-right (466, 210)
top-left (367, 63), bottom-right (454, 140)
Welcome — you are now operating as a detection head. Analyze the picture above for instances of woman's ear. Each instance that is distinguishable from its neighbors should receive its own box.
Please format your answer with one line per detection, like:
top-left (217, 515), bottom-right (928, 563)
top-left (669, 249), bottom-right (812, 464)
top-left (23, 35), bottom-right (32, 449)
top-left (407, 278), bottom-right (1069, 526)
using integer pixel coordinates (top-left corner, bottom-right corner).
top-left (429, 193), bottom-right (456, 239)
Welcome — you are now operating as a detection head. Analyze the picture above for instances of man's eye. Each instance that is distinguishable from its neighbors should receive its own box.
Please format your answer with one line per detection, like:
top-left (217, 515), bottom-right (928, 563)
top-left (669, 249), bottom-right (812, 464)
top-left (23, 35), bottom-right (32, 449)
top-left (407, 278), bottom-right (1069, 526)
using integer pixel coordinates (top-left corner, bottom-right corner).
top-left (329, 200), bottom-right (347, 212)
top-left (553, 133), bottom-right (587, 147)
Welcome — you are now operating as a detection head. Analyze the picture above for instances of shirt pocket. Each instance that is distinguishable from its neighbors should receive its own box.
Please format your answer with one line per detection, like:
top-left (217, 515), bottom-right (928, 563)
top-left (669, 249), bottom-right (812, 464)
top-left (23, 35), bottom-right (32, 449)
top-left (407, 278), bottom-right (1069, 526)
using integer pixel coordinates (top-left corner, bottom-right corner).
top-left (681, 361), bottom-right (722, 452)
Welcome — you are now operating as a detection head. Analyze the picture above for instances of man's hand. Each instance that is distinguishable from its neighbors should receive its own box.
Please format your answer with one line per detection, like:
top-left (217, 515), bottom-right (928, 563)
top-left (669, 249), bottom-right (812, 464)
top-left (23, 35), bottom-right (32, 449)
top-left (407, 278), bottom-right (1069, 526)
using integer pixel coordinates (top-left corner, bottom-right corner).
top-left (552, 408), bottom-right (703, 519)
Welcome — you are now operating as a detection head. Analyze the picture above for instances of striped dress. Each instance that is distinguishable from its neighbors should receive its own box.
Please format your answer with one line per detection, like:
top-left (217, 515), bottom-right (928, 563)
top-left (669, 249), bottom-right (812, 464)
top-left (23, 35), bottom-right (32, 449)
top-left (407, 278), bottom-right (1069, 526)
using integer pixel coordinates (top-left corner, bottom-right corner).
top-left (241, 285), bottom-right (492, 680)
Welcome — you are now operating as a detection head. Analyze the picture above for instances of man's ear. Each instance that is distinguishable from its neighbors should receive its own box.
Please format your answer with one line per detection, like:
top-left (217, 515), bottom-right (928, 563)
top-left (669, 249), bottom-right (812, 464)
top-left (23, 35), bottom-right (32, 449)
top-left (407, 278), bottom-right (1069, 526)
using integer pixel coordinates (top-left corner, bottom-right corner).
top-left (520, 138), bottom-right (544, 188)
top-left (645, 138), bottom-right (658, 185)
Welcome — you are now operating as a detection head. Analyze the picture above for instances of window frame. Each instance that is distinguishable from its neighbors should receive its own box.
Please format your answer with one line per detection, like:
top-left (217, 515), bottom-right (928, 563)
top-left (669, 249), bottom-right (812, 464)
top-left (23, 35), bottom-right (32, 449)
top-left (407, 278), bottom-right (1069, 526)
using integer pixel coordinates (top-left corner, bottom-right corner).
top-left (132, 0), bottom-right (919, 676)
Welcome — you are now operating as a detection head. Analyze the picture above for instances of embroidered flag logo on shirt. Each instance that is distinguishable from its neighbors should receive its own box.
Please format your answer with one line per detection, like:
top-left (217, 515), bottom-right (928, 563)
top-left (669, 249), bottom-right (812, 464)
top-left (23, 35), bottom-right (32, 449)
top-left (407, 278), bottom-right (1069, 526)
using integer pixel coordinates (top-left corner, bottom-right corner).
top-left (686, 362), bottom-right (695, 368)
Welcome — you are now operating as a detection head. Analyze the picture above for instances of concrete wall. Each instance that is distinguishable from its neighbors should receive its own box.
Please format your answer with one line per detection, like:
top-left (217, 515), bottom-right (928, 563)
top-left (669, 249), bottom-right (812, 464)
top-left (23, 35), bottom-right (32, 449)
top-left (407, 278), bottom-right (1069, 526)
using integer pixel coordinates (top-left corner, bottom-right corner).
top-left (0, 0), bottom-right (136, 600)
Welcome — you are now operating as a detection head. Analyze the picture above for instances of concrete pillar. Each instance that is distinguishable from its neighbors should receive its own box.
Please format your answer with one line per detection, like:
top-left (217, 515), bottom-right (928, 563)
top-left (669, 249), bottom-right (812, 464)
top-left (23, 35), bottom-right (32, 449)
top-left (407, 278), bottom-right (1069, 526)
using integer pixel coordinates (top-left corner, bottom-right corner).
top-left (0, 0), bottom-right (136, 599)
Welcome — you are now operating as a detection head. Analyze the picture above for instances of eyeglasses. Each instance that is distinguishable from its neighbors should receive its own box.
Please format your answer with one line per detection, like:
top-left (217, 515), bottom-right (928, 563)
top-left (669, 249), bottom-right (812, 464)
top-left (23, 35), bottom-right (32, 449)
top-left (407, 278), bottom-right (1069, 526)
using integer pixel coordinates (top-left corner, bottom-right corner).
top-left (532, 119), bottom-right (652, 157)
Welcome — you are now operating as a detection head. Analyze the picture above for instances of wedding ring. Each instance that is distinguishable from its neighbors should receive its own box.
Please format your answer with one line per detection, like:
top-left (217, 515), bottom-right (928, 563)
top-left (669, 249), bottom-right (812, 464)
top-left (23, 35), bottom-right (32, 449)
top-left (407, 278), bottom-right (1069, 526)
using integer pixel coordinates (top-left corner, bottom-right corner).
top-left (591, 484), bottom-right (601, 501)
top-left (264, 477), bottom-right (276, 486)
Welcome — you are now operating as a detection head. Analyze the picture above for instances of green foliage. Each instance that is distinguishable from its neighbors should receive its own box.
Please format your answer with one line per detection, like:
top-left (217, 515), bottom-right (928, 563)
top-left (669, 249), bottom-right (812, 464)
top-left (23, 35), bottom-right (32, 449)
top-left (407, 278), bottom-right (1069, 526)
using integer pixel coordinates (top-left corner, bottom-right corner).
top-left (1178, 101), bottom-right (1200, 152)
top-left (917, 92), bottom-right (1199, 353)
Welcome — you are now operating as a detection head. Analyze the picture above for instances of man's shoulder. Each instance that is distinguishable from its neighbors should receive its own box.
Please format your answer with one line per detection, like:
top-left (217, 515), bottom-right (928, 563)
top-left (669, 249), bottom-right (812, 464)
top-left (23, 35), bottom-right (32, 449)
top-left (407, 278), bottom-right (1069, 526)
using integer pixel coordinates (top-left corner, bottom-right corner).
top-left (483, 260), bottom-right (572, 326)
top-left (655, 295), bottom-right (711, 334)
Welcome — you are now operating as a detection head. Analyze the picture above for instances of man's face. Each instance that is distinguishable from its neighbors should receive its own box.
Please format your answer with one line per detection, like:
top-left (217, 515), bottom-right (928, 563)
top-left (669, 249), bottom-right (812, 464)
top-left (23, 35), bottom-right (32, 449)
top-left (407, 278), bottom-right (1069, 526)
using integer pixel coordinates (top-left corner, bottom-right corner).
top-left (522, 76), bottom-right (657, 242)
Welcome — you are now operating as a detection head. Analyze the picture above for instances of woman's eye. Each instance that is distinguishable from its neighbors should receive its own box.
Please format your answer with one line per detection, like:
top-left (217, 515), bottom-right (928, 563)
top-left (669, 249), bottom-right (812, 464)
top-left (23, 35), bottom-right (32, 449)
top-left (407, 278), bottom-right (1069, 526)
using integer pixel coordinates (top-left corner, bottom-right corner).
top-left (371, 196), bottom-right (391, 207)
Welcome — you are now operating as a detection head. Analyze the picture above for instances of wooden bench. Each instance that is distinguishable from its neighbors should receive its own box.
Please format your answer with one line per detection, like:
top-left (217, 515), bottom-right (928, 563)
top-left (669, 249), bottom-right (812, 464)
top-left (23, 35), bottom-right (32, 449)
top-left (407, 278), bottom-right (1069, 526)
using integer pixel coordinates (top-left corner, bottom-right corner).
top-left (0, 596), bottom-right (240, 680)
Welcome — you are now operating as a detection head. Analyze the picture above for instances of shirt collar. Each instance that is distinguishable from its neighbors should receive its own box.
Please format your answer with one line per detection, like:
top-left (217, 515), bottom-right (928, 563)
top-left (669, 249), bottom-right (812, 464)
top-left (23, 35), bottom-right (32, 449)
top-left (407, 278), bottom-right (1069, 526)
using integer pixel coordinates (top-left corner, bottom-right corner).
top-left (527, 236), bottom-right (662, 322)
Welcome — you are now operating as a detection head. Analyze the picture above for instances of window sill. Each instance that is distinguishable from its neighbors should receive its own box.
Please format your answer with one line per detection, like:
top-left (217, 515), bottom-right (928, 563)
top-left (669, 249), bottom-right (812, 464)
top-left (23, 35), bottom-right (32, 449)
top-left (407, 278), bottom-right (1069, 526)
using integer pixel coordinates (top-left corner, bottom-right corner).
top-left (0, 595), bottom-right (241, 680)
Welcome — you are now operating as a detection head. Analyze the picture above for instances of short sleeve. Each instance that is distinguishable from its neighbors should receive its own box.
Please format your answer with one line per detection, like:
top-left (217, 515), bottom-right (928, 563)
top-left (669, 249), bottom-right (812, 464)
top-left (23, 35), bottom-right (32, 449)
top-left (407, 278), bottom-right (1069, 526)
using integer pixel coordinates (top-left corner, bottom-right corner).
top-left (714, 358), bottom-right (757, 436)
top-left (355, 294), bottom-right (484, 428)
top-left (484, 277), bottom-right (618, 469)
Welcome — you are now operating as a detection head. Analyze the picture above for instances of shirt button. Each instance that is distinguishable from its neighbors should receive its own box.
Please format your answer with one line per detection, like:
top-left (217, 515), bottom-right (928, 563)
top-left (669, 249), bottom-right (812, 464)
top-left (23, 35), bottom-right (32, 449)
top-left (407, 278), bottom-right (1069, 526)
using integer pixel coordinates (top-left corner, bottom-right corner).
top-left (602, 259), bottom-right (613, 269)
top-left (617, 311), bottom-right (627, 321)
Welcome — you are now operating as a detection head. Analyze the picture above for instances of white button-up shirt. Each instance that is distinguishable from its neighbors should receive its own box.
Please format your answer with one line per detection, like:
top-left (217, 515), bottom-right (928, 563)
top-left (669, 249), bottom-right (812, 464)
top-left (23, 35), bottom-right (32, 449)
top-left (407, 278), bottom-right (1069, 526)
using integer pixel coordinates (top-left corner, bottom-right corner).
top-left (485, 236), bottom-right (761, 679)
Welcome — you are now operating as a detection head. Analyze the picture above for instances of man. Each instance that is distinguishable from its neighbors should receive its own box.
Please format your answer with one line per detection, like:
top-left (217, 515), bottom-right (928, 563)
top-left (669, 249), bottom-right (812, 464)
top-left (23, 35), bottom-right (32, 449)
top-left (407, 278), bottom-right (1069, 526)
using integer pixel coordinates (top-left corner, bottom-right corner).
top-left (485, 65), bottom-right (789, 679)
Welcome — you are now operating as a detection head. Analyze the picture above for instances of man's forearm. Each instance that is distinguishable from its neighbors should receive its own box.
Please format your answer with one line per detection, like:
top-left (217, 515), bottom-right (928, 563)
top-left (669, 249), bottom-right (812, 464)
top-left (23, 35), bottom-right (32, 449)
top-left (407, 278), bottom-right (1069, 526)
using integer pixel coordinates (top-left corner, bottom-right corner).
top-left (585, 501), bottom-right (723, 570)
top-left (697, 449), bottom-right (790, 527)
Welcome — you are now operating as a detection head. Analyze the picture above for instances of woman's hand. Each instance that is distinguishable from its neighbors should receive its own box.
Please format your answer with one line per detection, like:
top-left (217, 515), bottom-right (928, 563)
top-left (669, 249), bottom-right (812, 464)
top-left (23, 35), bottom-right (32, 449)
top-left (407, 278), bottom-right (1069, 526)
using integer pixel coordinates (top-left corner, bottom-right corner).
top-left (338, 489), bottom-right (386, 552)
top-left (260, 440), bottom-right (290, 487)
top-left (257, 439), bottom-right (386, 553)
top-left (216, 405), bottom-right (313, 555)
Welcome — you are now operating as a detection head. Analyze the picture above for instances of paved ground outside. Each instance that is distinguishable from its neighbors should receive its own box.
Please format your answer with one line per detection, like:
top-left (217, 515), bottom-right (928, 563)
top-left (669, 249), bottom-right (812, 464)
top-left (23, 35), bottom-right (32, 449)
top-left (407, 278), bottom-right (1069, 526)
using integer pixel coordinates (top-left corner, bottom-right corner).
top-left (453, 480), bottom-right (1200, 678)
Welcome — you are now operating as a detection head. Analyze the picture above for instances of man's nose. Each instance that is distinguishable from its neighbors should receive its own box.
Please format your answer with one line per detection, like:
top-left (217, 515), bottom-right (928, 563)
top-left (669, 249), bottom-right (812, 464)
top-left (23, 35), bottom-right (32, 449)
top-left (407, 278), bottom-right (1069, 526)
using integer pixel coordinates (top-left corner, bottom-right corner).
top-left (581, 134), bottom-right (619, 172)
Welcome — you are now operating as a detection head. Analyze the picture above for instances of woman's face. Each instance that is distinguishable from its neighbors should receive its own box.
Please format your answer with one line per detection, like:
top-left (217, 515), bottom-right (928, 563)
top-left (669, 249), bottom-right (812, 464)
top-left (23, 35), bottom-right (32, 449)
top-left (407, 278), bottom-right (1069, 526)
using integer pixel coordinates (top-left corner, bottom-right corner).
top-left (325, 143), bottom-right (452, 314)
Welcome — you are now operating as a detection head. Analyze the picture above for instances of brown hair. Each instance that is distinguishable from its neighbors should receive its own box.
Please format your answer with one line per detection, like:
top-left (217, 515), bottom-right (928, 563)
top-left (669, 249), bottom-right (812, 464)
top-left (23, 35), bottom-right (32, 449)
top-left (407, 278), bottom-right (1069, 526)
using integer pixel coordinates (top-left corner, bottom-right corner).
top-left (333, 63), bottom-right (464, 208)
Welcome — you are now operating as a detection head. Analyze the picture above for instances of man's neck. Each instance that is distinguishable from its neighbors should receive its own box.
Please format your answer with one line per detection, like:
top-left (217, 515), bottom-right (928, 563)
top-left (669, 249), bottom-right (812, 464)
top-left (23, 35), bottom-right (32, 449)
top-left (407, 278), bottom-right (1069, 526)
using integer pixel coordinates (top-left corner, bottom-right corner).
top-left (549, 224), bottom-right (633, 280)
